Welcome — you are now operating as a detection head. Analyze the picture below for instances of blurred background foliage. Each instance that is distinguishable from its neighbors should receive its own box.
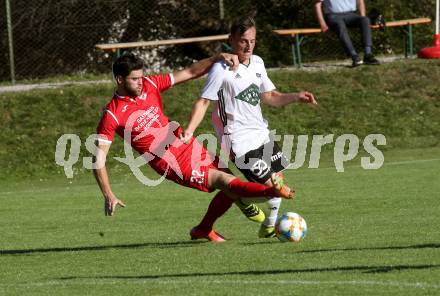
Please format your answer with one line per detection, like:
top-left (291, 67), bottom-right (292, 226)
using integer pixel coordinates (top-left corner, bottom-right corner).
top-left (0, 0), bottom-right (436, 81)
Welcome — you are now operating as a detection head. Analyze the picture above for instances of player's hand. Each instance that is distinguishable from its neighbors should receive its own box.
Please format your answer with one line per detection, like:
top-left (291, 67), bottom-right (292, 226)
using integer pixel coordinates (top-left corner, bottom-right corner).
top-left (320, 24), bottom-right (329, 33)
top-left (180, 130), bottom-right (193, 144)
top-left (298, 91), bottom-right (318, 106)
top-left (218, 53), bottom-right (239, 71)
top-left (104, 194), bottom-right (126, 216)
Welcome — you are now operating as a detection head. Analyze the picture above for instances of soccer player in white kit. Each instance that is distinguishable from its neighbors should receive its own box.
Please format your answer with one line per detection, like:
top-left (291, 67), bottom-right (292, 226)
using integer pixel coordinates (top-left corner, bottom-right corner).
top-left (182, 16), bottom-right (317, 238)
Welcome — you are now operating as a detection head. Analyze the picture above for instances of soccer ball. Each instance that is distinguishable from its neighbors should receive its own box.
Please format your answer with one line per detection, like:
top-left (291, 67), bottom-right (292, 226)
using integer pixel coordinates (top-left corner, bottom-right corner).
top-left (275, 212), bottom-right (307, 242)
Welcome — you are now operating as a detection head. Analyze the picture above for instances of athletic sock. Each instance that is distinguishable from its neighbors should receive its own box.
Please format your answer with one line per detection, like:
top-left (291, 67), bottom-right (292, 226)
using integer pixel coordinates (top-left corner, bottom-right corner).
top-left (264, 197), bottom-right (281, 227)
top-left (196, 191), bottom-right (233, 232)
top-left (227, 178), bottom-right (278, 198)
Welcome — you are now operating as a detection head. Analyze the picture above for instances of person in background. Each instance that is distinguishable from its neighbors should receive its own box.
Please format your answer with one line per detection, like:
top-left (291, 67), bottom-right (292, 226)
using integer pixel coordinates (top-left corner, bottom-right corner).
top-left (182, 16), bottom-right (316, 239)
top-left (314, 0), bottom-right (380, 67)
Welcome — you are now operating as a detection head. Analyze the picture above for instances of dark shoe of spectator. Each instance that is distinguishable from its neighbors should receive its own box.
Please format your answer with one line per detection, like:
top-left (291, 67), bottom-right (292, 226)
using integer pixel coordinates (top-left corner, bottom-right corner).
top-left (364, 54), bottom-right (380, 65)
top-left (352, 55), bottom-right (363, 67)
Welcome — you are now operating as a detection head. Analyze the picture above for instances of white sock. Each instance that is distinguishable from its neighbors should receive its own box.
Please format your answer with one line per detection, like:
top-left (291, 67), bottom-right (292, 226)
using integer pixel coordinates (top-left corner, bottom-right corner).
top-left (264, 197), bottom-right (282, 227)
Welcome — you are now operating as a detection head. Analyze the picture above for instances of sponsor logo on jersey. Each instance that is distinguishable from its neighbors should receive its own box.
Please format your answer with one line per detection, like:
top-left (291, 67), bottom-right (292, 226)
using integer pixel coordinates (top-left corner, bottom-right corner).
top-left (235, 73), bottom-right (242, 79)
top-left (139, 93), bottom-right (147, 100)
top-left (250, 159), bottom-right (270, 178)
top-left (235, 83), bottom-right (260, 106)
top-left (122, 105), bottom-right (128, 112)
top-left (256, 73), bottom-right (262, 78)
top-left (133, 106), bottom-right (159, 132)
top-left (271, 151), bottom-right (284, 162)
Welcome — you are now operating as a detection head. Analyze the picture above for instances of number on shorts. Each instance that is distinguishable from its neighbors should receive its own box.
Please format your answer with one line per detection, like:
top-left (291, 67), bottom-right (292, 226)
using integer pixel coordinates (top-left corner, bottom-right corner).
top-left (190, 169), bottom-right (205, 184)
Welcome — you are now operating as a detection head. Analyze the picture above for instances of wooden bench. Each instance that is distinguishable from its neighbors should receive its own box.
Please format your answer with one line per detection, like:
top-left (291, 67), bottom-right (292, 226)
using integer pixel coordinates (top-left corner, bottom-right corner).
top-left (273, 18), bottom-right (432, 67)
top-left (95, 18), bottom-right (431, 67)
top-left (95, 34), bottom-right (229, 56)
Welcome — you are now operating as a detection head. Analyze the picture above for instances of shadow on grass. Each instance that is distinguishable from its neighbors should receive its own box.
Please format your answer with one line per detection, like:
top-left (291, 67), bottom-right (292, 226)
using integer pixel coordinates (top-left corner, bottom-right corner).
top-left (297, 243), bottom-right (440, 253)
top-left (0, 241), bottom-right (205, 255)
top-left (57, 263), bottom-right (440, 281)
top-left (3, 242), bottom-right (438, 256)
top-left (243, 242), bottom-right (440, 253)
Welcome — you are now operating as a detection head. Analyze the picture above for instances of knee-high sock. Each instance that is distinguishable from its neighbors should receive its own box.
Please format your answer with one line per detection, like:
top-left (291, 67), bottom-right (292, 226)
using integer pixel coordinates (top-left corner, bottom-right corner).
top-left (227, 178), bottom-right (278, 198)
top-left (264, 197), bottom-right (282, 227)
top-left (196, 191), bottom-right (233, 232)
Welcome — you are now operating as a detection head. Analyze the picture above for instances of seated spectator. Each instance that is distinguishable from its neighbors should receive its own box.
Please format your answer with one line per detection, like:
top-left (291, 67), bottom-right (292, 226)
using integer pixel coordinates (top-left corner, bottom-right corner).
top-left (314, 0), bottom-right (380, 67)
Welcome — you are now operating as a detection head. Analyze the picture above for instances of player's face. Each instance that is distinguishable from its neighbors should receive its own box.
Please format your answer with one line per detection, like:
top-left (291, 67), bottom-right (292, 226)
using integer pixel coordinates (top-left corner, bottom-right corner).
top-left (230, 27), bottom-right (256, 64)
top-left (121, 69), bottom-right (143, 97)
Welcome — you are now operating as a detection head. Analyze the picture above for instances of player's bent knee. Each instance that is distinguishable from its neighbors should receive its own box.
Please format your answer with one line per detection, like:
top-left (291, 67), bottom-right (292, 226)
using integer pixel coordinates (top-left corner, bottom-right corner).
top-left (207, 168), bottom-right (235, 192)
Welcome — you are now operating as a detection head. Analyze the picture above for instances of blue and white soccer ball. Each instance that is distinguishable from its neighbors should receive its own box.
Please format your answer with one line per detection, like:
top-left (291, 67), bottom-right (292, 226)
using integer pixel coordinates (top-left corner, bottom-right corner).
top-left (275, 212), bottom-right (307, 242)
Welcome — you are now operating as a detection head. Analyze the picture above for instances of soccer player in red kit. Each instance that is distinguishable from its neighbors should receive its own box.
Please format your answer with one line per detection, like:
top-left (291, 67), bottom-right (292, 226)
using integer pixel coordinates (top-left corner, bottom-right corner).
top-left (93, 53), bottom-right (293, 242)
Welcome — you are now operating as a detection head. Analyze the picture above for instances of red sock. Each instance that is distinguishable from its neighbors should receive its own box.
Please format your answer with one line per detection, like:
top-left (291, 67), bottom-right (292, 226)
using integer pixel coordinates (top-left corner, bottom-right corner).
top-left (196, 191), bottom-right (233, 232)
top-left (228, 178), bottom-right (277, 198)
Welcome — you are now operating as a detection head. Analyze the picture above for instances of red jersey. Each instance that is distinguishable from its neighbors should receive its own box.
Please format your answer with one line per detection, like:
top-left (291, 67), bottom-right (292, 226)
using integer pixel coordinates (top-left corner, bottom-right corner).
top-left (97, 74), bottom-right (174, 151)
top-left (96, 73), bottom-right (218, 192)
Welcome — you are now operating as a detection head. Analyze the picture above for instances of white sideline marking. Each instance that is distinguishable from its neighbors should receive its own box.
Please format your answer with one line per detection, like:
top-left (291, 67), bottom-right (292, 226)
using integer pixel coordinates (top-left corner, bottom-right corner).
top-left (0, 279), bottom-right (439, 289)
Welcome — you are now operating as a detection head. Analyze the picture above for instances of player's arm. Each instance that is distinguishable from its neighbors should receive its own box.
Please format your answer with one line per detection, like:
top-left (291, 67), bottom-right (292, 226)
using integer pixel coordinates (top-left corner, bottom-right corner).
top-left (93, 141), bottom-right (126, 216)
top-left (357, 0), bottom-right (366, 16)
top-left (314, 1), bottom-right (329, 32)
top-left (261, 90), bottom-right (317, 107)
top-left (181, 98), bottom-right (211, 143)
top-left (173, 53), bottom-right (238, 85)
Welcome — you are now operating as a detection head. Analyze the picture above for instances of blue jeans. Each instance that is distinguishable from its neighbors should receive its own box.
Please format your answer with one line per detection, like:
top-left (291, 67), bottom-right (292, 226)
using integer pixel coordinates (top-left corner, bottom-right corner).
top-left (325, 12), bottom-right (372, 57)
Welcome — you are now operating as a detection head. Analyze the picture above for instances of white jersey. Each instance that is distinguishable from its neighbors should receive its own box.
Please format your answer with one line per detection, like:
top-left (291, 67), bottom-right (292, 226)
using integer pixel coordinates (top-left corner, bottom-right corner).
top-left (201, 55), bottom-right (276, 158)
top-left (321, 0), bottom-right (356, 13)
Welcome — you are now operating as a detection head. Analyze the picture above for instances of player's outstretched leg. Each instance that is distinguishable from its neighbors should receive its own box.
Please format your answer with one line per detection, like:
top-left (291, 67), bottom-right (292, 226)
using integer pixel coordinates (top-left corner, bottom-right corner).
top-left (235, 199), bottom-right (265, 223)
top-left (191, 169), bottom-right (292, 243)
top-left (216, 168), bottom-right (265, 223)
top-left (257, 173), bottom-right (294, 238)
top-left (189, 191), bottom-right (232, 242)
top-left (271, 172), bottom-right (295, 199)
top-left (258, 173), bottom-right (294, 238)
top-left (190, 227), bottom-right (226, 242)
top-left (208, 169), bottom-right (293, 199)
top-left (258, 197), bottom-right (281, 238)
top-left (226, 178), bottom-right (293, 199)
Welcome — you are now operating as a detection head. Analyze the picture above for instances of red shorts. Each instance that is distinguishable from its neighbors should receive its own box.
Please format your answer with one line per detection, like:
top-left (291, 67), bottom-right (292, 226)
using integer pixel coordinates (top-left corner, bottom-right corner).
top-left (149, 136), bottom-right (219, 192)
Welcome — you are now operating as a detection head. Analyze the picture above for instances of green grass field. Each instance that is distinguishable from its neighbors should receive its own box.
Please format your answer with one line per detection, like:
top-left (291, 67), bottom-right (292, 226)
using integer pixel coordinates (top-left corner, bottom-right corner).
top-left (1, 147), bottom-right (439, 295)
top-left (1, 59), bottom-right (439, 295)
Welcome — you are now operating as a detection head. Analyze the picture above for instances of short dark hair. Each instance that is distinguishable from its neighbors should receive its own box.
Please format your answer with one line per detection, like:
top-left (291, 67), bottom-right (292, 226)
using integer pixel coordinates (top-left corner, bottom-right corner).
top-left (112, 53), bottom-right (144, 78)
top-left (230, 16), bottom-right (256, 36)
